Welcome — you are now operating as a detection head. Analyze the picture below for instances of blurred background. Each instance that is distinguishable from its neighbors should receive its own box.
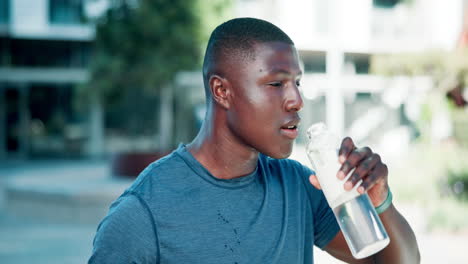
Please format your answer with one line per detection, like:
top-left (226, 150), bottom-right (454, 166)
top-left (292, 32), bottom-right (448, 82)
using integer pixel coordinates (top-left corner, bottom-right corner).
top-left (0, 0), bottom-right (467, 263)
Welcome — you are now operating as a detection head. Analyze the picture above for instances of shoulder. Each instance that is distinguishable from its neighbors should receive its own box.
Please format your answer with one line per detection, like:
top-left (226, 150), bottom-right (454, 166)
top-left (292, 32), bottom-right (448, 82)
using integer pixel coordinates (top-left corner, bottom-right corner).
top-left (261, 155), bottom-right (327, 206)
top-left (89, 194), bottom-right (159, 263)
top-left (97, 194), bottom-right (154, 234)
top-left (89, 149), bottom-right (190, 263)
top-left (124, 150), bottom-right (188, 199)
top-left (259, 155), bottom-right (317, 194)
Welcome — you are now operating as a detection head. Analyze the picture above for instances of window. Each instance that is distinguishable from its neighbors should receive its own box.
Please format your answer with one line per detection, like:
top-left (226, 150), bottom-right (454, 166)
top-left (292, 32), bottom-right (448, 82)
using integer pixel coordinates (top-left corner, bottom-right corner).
top-left (0, 0), bottom-right (9, 23)
top-left (373, 0), bottom-right (401, 8)
top-left (300, 51), bottom-right (326, 73)
top-left (10, 39), bottom-right (91, 67)
top-left (344, 53), bottom-right (370, 74)
top-left (0, 37), bottom-right (11, 66)
top-left (49, 0), bottom-right (84, 24)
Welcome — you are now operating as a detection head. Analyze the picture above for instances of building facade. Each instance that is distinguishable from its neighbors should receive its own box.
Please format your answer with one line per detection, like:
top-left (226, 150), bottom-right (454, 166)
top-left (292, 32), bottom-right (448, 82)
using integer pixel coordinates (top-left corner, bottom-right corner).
top-left (1, 0), bottom-right (466, 160)
top-left (0, 0), bottom-right (104, 160)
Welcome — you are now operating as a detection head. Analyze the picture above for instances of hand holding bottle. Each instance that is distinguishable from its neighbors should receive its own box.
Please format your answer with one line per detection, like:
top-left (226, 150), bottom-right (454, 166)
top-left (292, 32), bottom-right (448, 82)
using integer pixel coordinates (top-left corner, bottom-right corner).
top-left (310, 136), bottom-right (390, 207)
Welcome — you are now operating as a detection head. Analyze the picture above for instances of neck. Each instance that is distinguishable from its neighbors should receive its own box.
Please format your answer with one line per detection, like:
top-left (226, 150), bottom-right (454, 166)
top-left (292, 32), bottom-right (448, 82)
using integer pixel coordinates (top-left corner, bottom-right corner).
top-left (187, 107), bottom-right (258, 180)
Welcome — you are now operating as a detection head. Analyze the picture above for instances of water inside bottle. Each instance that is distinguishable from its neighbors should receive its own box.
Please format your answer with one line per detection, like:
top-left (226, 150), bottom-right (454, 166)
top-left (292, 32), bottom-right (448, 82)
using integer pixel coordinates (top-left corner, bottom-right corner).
top-left (332, 194), bottom-right (390, 259)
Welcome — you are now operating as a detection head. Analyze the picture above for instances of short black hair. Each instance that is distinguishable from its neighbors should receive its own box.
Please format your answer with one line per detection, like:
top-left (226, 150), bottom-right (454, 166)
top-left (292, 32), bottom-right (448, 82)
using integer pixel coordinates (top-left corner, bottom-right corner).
top-left (202, 17), bottom-right (294, 98)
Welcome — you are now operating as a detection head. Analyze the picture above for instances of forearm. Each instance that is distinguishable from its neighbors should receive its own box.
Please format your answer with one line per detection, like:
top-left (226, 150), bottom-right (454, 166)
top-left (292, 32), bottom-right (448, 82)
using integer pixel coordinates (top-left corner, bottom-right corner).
top-left (373, 204), bottom-right (420, 264)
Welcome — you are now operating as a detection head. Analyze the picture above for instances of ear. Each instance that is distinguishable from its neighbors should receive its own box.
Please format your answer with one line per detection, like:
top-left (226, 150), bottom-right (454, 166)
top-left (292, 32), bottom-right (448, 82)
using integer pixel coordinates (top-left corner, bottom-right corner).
top-left (209, 75), bottom-right (231, 109)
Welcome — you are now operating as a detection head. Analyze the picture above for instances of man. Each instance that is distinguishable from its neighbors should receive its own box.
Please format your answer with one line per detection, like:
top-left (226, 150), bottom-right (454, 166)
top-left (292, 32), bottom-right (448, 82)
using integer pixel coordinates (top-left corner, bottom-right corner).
top-left (89, 18), bottom-right (420, 263)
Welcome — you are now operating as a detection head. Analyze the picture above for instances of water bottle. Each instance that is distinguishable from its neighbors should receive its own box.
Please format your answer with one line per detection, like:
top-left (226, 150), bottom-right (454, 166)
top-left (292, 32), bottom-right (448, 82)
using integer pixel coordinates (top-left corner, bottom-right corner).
top-left (306, 122), bottom-right (390, 259)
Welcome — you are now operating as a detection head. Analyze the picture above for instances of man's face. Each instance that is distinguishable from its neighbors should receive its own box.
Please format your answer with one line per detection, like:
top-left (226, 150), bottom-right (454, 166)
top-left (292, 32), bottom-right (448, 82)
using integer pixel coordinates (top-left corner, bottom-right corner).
top-left (226, 41), bottom-right (303, 159)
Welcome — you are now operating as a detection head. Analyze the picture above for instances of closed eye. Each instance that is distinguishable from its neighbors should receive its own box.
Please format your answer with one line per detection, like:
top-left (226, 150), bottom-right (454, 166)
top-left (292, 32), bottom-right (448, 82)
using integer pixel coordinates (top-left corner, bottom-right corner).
top-left (268, 82), bottom-right (282, 87)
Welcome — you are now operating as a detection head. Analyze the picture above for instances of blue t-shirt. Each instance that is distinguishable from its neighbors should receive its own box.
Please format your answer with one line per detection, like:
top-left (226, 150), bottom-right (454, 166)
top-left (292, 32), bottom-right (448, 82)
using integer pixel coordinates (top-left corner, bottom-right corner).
top-left (89, 145), bottom-right (339, 263)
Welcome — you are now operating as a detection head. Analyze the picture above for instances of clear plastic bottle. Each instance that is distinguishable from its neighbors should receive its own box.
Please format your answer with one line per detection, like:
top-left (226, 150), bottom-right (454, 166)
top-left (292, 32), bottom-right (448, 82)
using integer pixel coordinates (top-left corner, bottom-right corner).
top-left (306, 122), bottom-right (390, 259)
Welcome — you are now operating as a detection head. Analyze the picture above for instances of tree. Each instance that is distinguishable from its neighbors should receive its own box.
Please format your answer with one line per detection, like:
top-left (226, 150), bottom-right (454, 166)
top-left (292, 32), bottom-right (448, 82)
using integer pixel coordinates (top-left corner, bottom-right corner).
top-left (86, 0), bottom-right (231, 150)
top-left (371, 48), bottom-right (468, 145)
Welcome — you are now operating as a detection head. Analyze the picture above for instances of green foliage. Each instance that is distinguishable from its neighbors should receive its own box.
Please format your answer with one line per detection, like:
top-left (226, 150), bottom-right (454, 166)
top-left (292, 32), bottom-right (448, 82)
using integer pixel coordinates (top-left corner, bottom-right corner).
top-left (431, 154), bottom-right (468, 231)
top-left (451, 107), bottom-right (468, 147)
top-left (370, 48), bottom-right (468, 90)
top-left (370, 50), bottom-right (446, 80)
top-left (442, 144), bottom-right (468, 201)
top-left (427, 197), bottom-right (468, 231)
top-left (87, 0), bottom-right (233, 105)
top-left (89, 0), bottom-right (202, 104)
top-left (391, 142), bottom-right (468, 231)
top-left (82, 0), bottom-right (233, 137)
top-left (196, 0), bottom-right (233, 44)
top-left (371, 48), bottom-right (468, 146)
top-left (446, 168), bottom-right (468, 201)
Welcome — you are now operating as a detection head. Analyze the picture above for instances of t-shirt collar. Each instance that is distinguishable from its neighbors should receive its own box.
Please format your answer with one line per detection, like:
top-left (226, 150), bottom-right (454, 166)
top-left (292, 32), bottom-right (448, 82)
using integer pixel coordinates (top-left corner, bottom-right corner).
top-left (175, 144), bottom-right (259, 189)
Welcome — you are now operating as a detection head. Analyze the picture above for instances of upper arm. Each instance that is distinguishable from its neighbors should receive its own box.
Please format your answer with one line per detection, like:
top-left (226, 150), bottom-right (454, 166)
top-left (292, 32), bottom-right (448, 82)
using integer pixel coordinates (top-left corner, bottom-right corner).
top-left (88, 194), bottom-right (159, 264)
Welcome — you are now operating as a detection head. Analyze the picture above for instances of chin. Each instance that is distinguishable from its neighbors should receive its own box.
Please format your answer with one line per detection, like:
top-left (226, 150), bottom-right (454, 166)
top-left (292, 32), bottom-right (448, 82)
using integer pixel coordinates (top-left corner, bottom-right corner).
top-left (267, 145), bottom-right (294, 159)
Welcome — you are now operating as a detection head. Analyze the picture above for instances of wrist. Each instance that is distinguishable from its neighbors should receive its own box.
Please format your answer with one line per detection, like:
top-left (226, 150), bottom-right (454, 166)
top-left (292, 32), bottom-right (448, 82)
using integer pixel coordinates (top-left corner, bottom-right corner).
top-left (375, 188), bottom-right (393, 214)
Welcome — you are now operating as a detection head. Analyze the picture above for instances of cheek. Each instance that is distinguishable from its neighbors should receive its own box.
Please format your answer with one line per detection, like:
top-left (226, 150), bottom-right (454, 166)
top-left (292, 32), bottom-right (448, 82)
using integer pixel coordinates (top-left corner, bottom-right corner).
top-left (243, 97), bottom-right (275, 124)
top-left (243, 87), bottom-right (283, 113)
top-left (227, 94), bottom-right (273, 139)
top-left (229, 81), bottom-right (285, 130)
top-left (245, 87), bottom-right (267, 103)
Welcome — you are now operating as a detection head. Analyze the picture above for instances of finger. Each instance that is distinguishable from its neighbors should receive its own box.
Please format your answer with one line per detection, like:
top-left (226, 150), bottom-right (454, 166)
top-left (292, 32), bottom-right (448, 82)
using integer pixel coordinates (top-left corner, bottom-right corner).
top-left (309, 174), bottom-right (322, 190)
top-left (337, 147), bottom-right (372, 180)
top-left (344, 154), bottom-right (381, 191)
top-left (359, 163), bottom-right (388, 194)
top-left (338, 137), bottom-right (355, 164)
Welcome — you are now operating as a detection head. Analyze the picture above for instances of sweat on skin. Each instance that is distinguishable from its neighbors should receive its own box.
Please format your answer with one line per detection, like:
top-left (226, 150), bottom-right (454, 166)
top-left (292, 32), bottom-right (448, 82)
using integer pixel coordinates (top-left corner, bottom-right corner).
top-left (89, 17), bottom-right (420, 264)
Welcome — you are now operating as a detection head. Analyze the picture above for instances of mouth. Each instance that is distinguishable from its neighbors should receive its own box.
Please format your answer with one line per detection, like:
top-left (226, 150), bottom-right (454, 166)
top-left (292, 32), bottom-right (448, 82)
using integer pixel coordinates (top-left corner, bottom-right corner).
top-left (283, 125), bottom-right (298, 129)
top-left (280, 119), bottom-right (300, 139)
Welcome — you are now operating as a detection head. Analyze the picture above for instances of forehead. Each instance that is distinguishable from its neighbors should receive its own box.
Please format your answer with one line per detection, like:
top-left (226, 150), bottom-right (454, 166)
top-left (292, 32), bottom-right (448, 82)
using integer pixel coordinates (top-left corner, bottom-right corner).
top-left (248, 41), bottom-right (301, 74)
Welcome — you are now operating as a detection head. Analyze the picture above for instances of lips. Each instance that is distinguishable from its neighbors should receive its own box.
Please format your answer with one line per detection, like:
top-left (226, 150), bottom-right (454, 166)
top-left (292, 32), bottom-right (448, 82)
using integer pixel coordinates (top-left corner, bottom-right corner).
top-left (280, 117), bottom-right (301, 139)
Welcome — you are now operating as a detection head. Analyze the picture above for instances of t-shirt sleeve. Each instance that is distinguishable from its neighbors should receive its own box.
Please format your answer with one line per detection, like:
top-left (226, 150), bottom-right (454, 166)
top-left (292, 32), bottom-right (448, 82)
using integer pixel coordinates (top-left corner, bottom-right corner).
top-left (88, 194), bottom-right (159, 264)
top-left (299, 164), bottom-right (340, 249)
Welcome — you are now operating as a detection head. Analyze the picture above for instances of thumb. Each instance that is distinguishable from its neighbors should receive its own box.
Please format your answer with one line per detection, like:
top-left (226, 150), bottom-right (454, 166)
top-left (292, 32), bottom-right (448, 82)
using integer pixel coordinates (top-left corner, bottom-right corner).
top-left (309, 174), bottom-right (322, 190)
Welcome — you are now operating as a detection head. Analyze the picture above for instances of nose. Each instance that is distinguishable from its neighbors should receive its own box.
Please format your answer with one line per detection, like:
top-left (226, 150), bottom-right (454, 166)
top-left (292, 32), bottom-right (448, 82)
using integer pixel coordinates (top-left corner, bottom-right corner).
top-left (284, 84), bottom-right (304, 112)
